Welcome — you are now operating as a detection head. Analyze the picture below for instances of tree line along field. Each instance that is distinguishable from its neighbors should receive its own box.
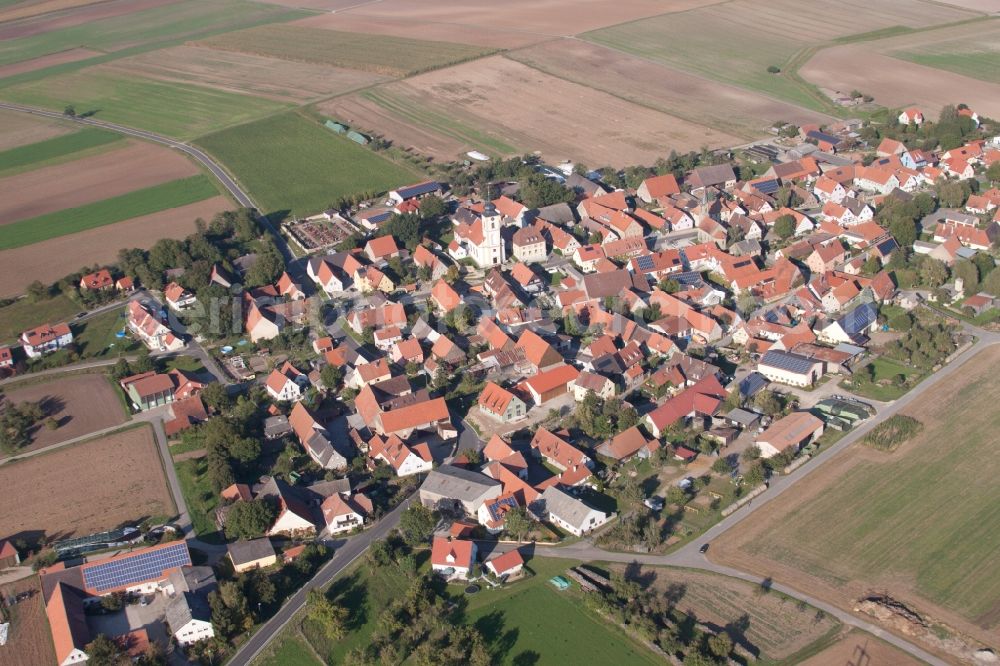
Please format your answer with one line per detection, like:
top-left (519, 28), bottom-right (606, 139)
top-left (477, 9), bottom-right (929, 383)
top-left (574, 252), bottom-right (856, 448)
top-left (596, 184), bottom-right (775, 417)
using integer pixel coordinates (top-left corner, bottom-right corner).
top-left (195, 111), bottom-right (420, 218)
top-left (712, 345), bottom-right (1000, 647)
top-left (197, 24), bottom-right (497, 77)
top-left (582, 0), bottom-right (985, 112)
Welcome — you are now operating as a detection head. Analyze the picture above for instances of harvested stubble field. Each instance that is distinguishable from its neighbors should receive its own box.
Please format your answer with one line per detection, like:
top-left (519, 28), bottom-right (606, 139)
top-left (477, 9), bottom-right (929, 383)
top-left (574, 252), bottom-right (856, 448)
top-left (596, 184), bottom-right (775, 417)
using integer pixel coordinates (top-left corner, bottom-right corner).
top-left (1, 174), bottom-right (220, 250)
top-left (800, 43), bottom-right (1000, 119)
top-left (0, 107), bottom-right (72, 150)
top-left (611, 565), bottom-right (840, 661)
top-left (0, 0), bottom-right (306, 67)
top-left (0, 425), bottom-right (175, 541)
top-left (800, 630), bottom-right (922, 666)
top-left (712, 345), bottom-right (1000, 647)
top-left (198, 25), bottom-right (495, 77)
top-left (195, 111), bottom-right (419, 217)
top-left (0, 139), bottom-right (201, 223)
top-left (0, 374), bottom-right (127, 453)
top-left (106, 45), bottom-right (391, 103)
top-left (0, 196), bottom-right (227, 298)
top-left (583, 0), bottom-right (981, 111)
top-left (0, 67), bottom-right (291, 139)
top-left (333, 56), bottom-right (739, 166)
top-left (0, 576), bottom-right (56, 666)
top-left (321, 0), bottom-right (716, 37)
top-left (0, 0), bottom-right (130, 23)
top-left (510, 40), bottom-right (832, 140)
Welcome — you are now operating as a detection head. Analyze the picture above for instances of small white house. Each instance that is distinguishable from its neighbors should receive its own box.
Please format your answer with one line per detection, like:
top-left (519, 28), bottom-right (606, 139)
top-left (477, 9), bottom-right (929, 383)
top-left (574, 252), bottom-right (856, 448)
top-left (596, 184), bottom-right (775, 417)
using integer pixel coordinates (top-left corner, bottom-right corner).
top-left (533, 486), bottom-right (610, 537)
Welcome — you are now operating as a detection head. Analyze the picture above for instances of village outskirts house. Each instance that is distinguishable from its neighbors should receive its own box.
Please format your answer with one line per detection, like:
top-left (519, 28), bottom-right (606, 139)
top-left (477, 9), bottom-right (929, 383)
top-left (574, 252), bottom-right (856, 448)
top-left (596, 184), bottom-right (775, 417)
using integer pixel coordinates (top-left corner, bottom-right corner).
top-left (20, 322), bottom-right (73, 358)
top-left (431, 536), bottom-right (477, 579)
top-left (532, 486), bottom-right (610, 537)
top-left (227, 538), bottom-right (277, 574)
top-left (756, 411), bottom-right (825, 459)
top-left (265, 361), bottom-right (308, 402)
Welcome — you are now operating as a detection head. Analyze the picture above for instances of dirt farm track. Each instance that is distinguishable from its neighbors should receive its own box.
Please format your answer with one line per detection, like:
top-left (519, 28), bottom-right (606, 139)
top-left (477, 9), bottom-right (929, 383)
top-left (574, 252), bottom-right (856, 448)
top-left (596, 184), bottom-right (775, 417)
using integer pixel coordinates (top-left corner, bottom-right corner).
top-left (0, 425), bottom-right (175, 544)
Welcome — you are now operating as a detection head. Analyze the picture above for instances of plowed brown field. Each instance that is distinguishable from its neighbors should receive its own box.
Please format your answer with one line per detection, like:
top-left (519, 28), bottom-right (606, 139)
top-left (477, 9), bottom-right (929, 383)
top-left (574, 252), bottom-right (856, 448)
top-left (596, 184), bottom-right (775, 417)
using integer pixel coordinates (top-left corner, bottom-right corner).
top-left (0, 425), bottom-right (174, 542)
top-left (0, 108), bottom-right (72, 151)
top-left (0, 140), bottom-right (201, 224)
top-left (0, 196), bottom-right (227, 298)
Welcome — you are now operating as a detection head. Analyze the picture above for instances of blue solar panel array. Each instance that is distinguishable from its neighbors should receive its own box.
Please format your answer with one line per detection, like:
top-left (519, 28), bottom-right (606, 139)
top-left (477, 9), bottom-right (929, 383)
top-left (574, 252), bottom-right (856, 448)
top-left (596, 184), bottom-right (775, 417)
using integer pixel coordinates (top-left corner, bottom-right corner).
top-left (634, 255), bottom-right (655, 272)
top-left (82, 542), bottom-right (191, 593)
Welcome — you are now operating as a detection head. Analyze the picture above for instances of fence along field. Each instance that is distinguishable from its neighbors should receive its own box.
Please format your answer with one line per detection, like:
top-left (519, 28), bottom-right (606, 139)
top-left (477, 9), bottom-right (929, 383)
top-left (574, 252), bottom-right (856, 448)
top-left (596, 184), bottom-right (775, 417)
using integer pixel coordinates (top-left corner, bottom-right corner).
top-left (711, 345), bottom-right (1000, 647)
top-left (197, 24), bottom-right (497, 77)
top-left (582, 0), bottom-right (983, 111)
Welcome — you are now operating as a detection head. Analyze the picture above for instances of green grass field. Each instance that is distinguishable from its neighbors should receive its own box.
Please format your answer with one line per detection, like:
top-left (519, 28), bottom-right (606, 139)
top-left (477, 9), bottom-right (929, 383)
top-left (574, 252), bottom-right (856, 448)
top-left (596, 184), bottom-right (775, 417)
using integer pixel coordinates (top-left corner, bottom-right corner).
top-left (0, 175), bottom-right (220, 250)
top-left (360, 88), bottom-right (519, 155)
top-left (0, 293), bottom-right (79, 343)
top-left (840, 357), bottom-right (924, 401)
top-left (0, 0), bottom-right (309, 70)
top-left (0, 128), bottom-right (122, 176)
top-left (287, 554), bottom-right (658, 665)
top-left (875, 18), bottom-right (1000, 84)
top-left (199, 25), bottom-right (495, 77)
top-left (465, 569), bottom-right (662, 665)
top-left (195, 111), bottom-right (420, 217)
top-left (72, 307), bottom-right (141, 359)
top-left (174, 456), bottom-right (222, 540)
top-left (740, 346), bottom-right (1000, 627)
top-left (0, 69), bottom-right (290, 139)
top-left (256, 633), bottom-right (321, 666)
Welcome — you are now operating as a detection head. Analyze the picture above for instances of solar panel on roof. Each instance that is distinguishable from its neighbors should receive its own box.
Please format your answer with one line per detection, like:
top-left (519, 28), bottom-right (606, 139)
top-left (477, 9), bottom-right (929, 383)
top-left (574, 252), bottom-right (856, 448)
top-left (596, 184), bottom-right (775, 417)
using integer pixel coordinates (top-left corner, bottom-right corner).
top-left (754, 179), bottom-right (780, 195)
top-left (82, 542), bottom-right (191, 593)
top-left (761, 350), bottom-right (815, 374)
top-left (635, 255), bottom-right (655, 272)
top-left (739, 372), bottom-right (768, 397)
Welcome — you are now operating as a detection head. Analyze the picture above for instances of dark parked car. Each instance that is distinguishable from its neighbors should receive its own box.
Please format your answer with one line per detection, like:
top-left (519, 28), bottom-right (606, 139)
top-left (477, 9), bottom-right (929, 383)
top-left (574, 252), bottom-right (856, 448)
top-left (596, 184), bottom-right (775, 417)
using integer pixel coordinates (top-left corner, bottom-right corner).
top-left (699, 543), bottom-right (710, 554)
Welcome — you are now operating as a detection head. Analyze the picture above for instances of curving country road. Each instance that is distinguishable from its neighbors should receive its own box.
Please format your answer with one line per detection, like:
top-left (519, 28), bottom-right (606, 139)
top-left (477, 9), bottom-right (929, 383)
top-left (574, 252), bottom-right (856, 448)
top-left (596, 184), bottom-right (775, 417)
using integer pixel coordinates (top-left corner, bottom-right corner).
top-left (521, 330), bottom-right (1000, 666)
top-left (0, 101), bottom-right (299, 269)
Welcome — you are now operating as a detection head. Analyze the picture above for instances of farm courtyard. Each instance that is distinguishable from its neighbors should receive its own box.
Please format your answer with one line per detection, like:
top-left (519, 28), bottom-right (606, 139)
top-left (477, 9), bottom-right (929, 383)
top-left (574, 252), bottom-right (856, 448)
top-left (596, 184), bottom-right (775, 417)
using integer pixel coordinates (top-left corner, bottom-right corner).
top-left (0, 425), bottom-right (175, 544)
top-left (711, 345), bottom-right (1000, 648)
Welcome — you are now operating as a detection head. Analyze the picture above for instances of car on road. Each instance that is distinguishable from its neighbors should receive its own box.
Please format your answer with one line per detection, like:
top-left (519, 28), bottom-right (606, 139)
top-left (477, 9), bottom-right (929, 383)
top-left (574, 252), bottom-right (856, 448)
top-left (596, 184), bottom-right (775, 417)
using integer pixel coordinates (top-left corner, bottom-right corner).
top-left (75, 312), bottom-right (87, 319)
top-left (699, 543), bottom-right (710, 554)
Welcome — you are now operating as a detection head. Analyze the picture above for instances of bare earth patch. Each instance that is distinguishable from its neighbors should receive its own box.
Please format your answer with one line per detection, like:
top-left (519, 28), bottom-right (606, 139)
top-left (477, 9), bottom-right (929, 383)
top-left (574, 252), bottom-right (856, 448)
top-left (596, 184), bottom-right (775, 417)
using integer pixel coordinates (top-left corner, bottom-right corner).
top-left (0, 47), bottom-right (100, 79)
top-left (0, 576), bottom-right (56, 666)
top-left (1, 374), bottom-right (127, 455)
top-left (0, 108), bottom-right (73, 151)
top-left (105, 45), bottom-right (390, 103)
top-left (331, 56), bottom-right (742, 166)
top-left (510, 40), bottom-right (833, 139)
top-left (0, 140), bottom-right (202, 224)
top-left (0, 425), bottom-right (175, 542)
top-left (800, 629), bottom-right (922, 666)
top-left (0, 196), bottom-right (227, 298)
top-left (800, 44), bottom-right (1000, 119)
